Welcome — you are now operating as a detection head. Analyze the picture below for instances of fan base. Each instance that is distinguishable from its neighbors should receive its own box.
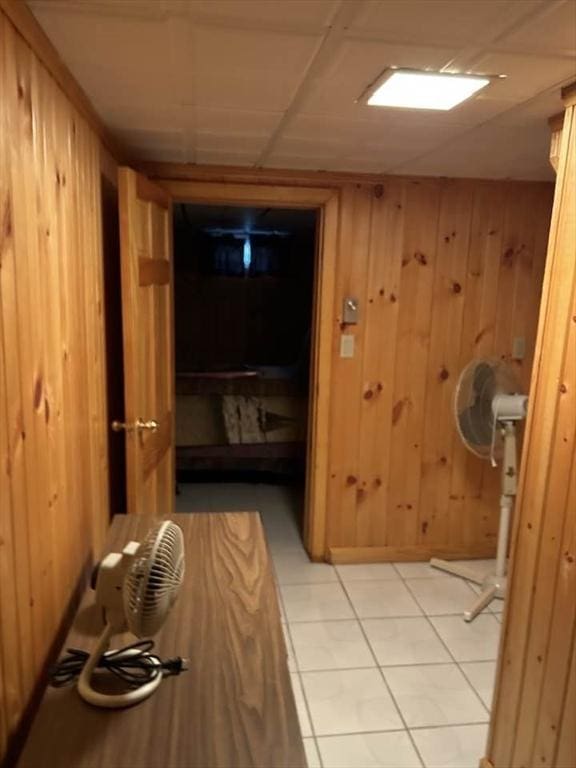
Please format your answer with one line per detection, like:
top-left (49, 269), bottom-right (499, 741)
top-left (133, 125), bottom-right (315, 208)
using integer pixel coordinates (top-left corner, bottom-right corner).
top-left (429, 558), bottom-right (506, 622)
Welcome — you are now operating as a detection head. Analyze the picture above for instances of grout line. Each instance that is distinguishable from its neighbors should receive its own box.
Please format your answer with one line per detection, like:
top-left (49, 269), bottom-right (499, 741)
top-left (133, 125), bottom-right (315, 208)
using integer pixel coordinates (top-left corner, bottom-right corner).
top-left (271, 499), bottom-right (497, 758)
top-left (457, 661), bottom-right (496, 714)
top-left (314, 721), bottom-right (490, 739)
top-left (402, 578), bottom-right (495, 717)
top-left (294, 659), bottom-right (499, 674)
top-left (335, 567), bottom-right (426, 768)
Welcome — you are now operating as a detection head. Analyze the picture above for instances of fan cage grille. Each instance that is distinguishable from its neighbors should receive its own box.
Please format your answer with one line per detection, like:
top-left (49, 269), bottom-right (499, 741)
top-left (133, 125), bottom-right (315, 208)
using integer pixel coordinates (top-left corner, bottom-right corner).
top-left (454, 358), bottom-right (523, 459)
top-left (123, 521), bottom-right (185, 638)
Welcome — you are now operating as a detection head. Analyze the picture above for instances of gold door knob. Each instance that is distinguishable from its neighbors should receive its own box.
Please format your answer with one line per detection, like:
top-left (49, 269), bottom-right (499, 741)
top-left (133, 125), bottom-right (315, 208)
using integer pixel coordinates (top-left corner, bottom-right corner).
top-left (111, 418), bottom-right (159, 433)
top-left (136, 418), bottom-right (159, 432)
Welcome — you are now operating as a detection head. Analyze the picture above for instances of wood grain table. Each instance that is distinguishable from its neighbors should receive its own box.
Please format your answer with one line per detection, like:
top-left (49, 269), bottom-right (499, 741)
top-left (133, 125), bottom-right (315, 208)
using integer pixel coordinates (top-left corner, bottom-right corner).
top-left (18, 513), bottom-right (306, 768)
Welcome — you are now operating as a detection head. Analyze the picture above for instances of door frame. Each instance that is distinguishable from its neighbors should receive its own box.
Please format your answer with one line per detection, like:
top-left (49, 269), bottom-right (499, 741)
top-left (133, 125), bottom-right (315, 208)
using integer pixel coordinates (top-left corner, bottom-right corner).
top-left (161, 179), bottom-right (339, 560)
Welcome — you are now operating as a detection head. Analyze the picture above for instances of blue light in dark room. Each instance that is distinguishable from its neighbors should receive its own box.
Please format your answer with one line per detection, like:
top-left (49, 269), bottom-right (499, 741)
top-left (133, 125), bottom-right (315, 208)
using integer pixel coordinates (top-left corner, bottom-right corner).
top-left (243, 236), bottom-right (252, 272)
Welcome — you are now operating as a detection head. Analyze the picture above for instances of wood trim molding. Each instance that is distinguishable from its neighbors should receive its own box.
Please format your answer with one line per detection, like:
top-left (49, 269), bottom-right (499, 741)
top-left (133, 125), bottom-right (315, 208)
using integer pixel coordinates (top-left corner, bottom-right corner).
top-left (562, 80), bottom-right (576, 108)
top-left (548, 112), bottom-right (564, 132)
top-left (143, 161), bottom-right (555, 191)
top-left (136, 173), bottom-right (171, 208)
top-left (159, 179), bottom-right (335, 207)
top-left (159, 178), bottom-right (338, 560)
top-left (328, 544), bottom-right (497, 564)
top-left (0, 0), bottom-right (123, 160)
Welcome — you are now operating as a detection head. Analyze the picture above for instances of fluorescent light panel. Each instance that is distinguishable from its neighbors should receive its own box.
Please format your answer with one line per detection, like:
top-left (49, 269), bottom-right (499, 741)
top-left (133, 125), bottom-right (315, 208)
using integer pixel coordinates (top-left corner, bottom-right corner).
top-left (366, 69), bottom-right (491, 111)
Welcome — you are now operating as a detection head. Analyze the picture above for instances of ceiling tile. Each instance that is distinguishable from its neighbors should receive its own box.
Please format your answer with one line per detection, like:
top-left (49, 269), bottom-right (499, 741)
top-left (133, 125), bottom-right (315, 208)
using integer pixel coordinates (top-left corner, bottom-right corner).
top-left (184, 71), bottom-right (299, 112)
top-left (187, 0), bottom-right (337, 31)
top-left (348, 0), bottom-right (529, 46)
top-left (493, 88), bottom-right (566, 128)
top-left (263, 153), bottom-right (341, 171)
top-left (194, 148), bottom-right (260, 165)
top-left (190, 26), bottom-right (321, 74)
top-left (496, 0), bottom-right (576, 57)
top-left (195, 133), bottom-right (268, 154)
top-left (29, 0), bottom-right (176, 21)
top-left (395, 121), bottom-right (553, 180)
top-left (103, 104), bottom-right (183, 132)
top-left (283, 113), bottom-right (466, 153)
top-left (193, 108), bottom-right (282, 135)
top-left (30, 8), bottom-right (180, 106)
top-left (116, 127), bottom-right (185, 161)
top-left (472, 51), bottom-right (576, 102)
top-left (26, 0), bottom-right (572, 180)
top-left (270, 136), bottom-right (348, 160)
top-left (179, 25), bottom-right (321, 110)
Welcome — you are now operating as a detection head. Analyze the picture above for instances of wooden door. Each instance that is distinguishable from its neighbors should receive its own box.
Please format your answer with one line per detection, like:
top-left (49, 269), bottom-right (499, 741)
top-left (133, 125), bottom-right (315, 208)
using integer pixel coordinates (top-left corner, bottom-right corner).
top-left (117, 168), bottom-right (174, 515)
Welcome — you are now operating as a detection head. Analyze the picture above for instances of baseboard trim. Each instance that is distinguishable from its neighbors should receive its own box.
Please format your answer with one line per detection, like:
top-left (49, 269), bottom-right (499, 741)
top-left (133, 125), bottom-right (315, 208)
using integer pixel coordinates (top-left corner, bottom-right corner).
top-left (328, 544), bottom-right (497, 564)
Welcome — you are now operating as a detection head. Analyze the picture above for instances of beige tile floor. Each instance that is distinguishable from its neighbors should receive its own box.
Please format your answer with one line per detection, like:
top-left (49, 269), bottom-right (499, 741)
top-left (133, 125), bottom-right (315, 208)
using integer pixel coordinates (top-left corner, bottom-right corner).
top-left (177, 483), bottom-right (502, 768)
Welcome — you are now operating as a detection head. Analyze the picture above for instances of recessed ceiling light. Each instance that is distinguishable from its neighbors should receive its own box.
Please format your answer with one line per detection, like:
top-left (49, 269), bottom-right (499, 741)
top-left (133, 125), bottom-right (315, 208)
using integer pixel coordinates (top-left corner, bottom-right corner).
top-left (363, 68), bottom-right (493, 111)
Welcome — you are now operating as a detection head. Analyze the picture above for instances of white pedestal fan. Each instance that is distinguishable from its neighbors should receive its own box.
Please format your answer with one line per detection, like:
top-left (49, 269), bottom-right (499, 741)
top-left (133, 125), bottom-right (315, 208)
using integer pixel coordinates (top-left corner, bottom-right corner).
top-left (430, 359), bottom-right (528, 622)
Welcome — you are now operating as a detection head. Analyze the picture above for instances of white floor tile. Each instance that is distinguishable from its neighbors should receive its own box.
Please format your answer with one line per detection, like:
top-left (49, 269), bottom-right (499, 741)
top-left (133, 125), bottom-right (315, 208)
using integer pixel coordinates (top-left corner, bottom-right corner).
top-left (362, 618), bottom-right (451, 666)
top-left (303, 738), bottom-right (322, 768)
top-left (273, 549), bottom-right (338, 585)
top-left (383, 664), bottom-right (488, 728)
top-left (393, 562), bottom-right (448, 580)
top-left (491, 599), bottom-right (504, 614)
top-left (175, 483), bottom-right (215, 512)
top-left (459, 661), bottom-right (497, 710)
top-left (405, 578), bottom-right (476, 616)
top-left (209, 482), bottom-right (262, 511)
top-left (281, 583), bottom-right (355, 622)
top-left (266, 527), bottom-right (305, 554)
top-left (318, 731), bottom-right (422, 768)
top-left (448, 560), bottom-right (496, 579)
top-left (289, 620), bottom-right (375, 672)
top-left (291, 673), bottom-right (312, 738)
top-left (336, 564), bottom-right (400, 583)
top-left (411, 724), bottom-right (489, 768)
top-left (345, 580), bottom-right (422, 619)
top-left (301, 669), bottom-right (403, 736)
top-left (430, 615), bottom-right (501, 662)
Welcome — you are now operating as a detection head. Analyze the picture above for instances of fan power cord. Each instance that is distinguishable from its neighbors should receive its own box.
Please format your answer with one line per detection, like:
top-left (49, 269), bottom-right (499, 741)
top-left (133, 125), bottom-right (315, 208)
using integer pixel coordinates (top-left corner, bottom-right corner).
top-left (50, 640), bottom-right (188, 689)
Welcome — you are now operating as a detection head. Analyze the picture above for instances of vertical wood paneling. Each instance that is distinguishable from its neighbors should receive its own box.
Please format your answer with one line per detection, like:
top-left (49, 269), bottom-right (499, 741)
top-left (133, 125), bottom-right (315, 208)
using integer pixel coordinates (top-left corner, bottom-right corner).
top-left (326, 184), bottom-right (372, 547)
top-left (387, 180), bottom-right (440, 548)
top-left (0, 9), bottom-right (110, 760)
top-left (356, 179), bottom-right (405, 546)
top-left (487, 89), bottom-right (576, 768)
top-left (150, 165), bottom-right (553, 563)
top-left (325, 177), bottom-right (552, 561)
top-left (418, 180), bottom-right (474, 548)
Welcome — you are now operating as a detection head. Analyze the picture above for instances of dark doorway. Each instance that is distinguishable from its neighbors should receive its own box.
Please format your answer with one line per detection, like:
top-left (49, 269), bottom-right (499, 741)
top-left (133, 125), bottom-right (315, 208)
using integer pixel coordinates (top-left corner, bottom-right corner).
top-left (173, 204), bottom-right (317, 536)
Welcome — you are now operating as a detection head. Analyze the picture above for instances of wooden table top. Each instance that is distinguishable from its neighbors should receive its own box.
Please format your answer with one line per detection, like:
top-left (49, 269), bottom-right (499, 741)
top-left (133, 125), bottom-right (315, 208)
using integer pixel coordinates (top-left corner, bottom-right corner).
top-left (18, 513), bottom-right (306, 768)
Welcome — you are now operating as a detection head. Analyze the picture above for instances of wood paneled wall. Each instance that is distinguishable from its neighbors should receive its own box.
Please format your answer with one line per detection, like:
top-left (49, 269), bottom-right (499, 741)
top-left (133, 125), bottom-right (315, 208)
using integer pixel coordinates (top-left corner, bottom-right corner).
top-left (326, 177), bottom-right (553, 561)
top-left (0, 8), bottom-right (110, 761)
top-left (486, 85), bottom-right (576, 768)
top-left (146, 164), bottom-right (553, 563)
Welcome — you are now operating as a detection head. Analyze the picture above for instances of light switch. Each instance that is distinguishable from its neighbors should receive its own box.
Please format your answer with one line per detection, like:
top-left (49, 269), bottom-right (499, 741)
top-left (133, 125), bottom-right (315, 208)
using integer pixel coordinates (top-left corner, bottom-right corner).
top-left (512, 337), bottom-right (526, 360)
top-left (340, 334), bottom-right (355, 358)
top-left (343, 297), bottom-right (359, 325)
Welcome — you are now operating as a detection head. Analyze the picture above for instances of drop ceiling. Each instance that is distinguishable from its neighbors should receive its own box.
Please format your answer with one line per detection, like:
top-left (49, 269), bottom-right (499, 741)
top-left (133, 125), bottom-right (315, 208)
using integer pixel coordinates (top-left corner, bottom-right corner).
top-left (27, 0), bottom-right (576, 180)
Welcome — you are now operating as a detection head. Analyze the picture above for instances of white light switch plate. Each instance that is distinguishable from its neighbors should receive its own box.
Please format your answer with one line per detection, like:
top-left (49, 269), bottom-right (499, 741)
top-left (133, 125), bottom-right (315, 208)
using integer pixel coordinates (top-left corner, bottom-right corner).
top-left (512, 336), bottom-right (526, 360)
top-left (340, 334), bottom-right (355, 358)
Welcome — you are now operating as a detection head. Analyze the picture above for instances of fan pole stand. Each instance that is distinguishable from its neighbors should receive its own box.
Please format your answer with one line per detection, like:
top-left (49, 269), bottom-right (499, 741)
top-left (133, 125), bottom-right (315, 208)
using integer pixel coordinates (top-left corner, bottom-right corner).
top-left (431, 421), bottom-right (517, 622)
